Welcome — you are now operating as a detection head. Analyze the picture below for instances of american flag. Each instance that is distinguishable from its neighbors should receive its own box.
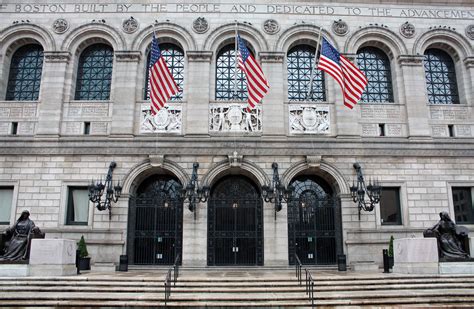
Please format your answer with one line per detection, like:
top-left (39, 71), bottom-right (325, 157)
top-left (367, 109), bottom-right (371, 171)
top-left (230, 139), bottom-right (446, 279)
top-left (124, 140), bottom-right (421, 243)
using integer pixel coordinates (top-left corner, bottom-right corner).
top-left (148, 35), bottom-right (179, 115)
top-left (237, 35), bottom-right (269, 111)
top-left (317, 37), bottom-right (368, 109)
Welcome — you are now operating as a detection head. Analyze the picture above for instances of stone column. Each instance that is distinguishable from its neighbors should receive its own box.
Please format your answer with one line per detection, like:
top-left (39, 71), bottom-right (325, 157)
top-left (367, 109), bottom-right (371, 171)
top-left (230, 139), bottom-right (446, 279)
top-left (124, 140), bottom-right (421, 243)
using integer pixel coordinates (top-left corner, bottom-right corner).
top-left (35, 51), bottom-right (70, 137)
top-left (260, 52), bottom-right (286, 136)
top-left (398, 55), bottom-right (431, 139)
top-left (463, 57), bottom-right (474, 105)
top-left (110, 51), bottom-right (141, 137)
top-left (185, 51), bottom-right (213, 136)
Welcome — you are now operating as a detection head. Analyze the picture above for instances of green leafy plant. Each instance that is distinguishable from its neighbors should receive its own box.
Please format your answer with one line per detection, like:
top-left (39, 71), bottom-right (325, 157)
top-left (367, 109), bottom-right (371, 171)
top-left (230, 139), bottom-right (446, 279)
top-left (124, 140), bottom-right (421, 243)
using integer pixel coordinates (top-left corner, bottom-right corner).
top-left (388, 235), bottom-right (394, 257)
top-left (77, 235), bottom-right (89, 258)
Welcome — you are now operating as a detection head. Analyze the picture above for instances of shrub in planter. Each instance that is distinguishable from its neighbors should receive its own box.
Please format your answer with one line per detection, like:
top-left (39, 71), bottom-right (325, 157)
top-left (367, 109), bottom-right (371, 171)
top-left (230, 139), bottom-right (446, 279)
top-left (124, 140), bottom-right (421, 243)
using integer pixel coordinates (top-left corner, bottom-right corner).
top-left (77, 235), bottom-right (91, 271)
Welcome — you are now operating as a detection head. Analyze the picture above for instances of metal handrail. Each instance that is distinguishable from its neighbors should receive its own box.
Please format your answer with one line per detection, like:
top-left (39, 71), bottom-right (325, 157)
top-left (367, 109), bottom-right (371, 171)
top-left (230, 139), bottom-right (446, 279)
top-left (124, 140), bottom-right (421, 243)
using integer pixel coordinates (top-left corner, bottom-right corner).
top-left (164, 254), bottom-right (181, 305)
top-left (294, 254), bottom-right (315, 309)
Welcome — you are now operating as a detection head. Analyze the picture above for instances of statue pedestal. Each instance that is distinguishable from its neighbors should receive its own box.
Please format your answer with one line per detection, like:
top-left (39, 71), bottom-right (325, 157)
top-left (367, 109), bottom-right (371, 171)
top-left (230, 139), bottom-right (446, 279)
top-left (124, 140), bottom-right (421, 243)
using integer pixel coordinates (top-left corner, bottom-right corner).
top-left (0, 264), bottom-right (29, 277)
top-left (439, 262), bottom-right (474, 274)
top-left (392, 238), bottom-right (439, 274)
top-left (29, 239), bottom-right (77, 276)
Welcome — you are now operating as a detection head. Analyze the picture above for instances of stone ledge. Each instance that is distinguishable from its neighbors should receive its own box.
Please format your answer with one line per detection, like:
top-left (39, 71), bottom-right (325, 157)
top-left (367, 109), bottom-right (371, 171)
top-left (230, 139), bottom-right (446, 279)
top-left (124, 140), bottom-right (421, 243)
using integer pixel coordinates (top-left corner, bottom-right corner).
top-left (0, 264), bottom-right (29, 277)
top-left (439, 262), bottom-right (474, 274)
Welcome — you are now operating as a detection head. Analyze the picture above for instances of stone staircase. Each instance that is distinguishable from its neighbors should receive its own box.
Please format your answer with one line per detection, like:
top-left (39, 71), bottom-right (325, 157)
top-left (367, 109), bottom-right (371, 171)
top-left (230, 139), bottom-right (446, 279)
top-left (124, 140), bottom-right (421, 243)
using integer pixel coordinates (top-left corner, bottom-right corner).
top-left (0, 269), bottom-right (473, 307)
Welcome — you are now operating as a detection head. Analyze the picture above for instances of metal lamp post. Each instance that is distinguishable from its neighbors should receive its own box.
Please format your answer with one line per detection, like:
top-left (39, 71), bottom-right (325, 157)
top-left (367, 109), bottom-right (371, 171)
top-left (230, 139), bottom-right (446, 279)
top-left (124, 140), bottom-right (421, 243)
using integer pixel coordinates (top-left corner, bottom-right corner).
top-left (350, 163), bottom-right (382, 219)
top-left (262, 162), bottom-right (293, 220)
top-left (182, 162), bottom-right (210, 220)
top-left (88, 161), bottom-right (122, 219)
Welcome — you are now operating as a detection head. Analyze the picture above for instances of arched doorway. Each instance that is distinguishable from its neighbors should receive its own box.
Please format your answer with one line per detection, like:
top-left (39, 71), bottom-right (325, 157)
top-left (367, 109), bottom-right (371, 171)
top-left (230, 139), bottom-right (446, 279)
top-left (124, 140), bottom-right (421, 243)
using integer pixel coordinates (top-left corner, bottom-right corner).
top-left (207, 175), bottom-right (263, 266)
top-left (127, 175), bottom-right (183, 265)
top-left (288, 175), bottom-right (342, 265)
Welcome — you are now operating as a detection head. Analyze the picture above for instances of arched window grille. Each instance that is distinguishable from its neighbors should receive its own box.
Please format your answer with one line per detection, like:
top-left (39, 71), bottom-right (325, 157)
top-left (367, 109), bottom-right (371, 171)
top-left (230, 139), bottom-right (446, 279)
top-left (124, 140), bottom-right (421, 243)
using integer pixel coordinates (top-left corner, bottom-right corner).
top-left (74, 44), bottom-right (113, 100)
top-left (6, 44), bottom-right (44, 101)
top-left (357, 47), bottom-right (394, 103)
top-left (215, 44), bottom-right (247, 101)
top-left (287, 45), bottom-right (325, 101)
top-left (424, 49), bottom-right (459, 104)
top-left (144, 43), bottom-right (184, 101)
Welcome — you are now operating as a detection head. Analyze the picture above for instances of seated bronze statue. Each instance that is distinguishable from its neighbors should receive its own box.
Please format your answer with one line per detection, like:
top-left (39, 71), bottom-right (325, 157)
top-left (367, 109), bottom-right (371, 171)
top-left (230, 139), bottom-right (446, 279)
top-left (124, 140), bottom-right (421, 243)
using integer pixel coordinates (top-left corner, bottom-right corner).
top-left (0, 210), bottom-right (44, 262)
top-left (424, 211), bottom-right (470, 260)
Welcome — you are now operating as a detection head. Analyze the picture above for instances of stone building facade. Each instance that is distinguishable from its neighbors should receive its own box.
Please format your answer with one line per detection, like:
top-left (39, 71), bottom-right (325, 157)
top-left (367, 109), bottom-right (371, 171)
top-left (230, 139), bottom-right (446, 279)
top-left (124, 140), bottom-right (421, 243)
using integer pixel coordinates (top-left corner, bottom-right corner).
top-left (0, 0), bottom-right (473, 268)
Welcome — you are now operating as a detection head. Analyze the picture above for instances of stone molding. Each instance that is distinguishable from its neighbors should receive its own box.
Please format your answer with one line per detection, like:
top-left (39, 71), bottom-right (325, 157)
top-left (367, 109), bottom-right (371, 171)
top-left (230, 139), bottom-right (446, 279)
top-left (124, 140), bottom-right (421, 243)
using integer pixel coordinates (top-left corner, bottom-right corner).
top-left (259, 52), bottom-right (285, 63)
top-left (43, 51), bottom-right (71, 63)
top-left (186, 50), bottom-right (213, 62)
top-left (397, 55), bottom-right (424, 66)
top-left (114, 50), bottom-right (141, 62)
top-left (201, 157), bottom-right (269, 187)
top-left (464, 57), bottom-right (474, 68)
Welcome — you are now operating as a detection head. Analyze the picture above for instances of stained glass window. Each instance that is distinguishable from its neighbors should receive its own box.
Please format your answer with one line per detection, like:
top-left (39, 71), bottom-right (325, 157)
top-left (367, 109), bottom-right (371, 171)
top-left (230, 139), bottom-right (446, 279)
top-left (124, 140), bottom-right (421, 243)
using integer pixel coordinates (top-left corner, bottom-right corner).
top-left (287, 45), bottom-right (325, 101)
top-left (424, 49), bottom-right (459, 104)
top-left (215, 44), bottom-right (247, 101)
top-left (144, 43), bottom-right (184, 101)
top-left (357, 47), bottom-right (394, 103)
top-left (75, 44), bottom-right (113, 100)
top-left (6, 44), bottom-right (44, 101)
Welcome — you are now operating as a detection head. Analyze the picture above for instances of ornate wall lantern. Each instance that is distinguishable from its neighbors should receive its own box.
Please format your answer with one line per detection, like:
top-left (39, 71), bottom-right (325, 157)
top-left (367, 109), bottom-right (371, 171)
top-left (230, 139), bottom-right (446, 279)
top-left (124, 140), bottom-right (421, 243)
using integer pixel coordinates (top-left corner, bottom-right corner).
top-left (182, 162), bottom-right (210, 220)
top-left (350, 163), bottom-right (381, 219)
top-left (88, 161), bottom-right (122, 219)
top-left (262, 163), bottom-right (293, 219)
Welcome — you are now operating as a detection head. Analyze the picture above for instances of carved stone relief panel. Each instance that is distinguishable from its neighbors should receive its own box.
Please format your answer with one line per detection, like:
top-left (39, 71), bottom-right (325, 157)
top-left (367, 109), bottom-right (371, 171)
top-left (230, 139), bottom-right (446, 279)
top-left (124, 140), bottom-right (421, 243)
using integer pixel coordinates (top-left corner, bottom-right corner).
top-left (455, 125), bottom-right (472, 137)
top-left (18, 122), bottom-right (35, 135)
top-left (64, 122), bottom-right (82, 135)
top-left (386, 124), bottom-right (403, 137)
top-left (432, 125), bottom-right (448, 137)
top-left (67, 103), bottom-right (110, 117)
top-left (91, 122), bottom-right (108, 135)
top-left (429, 106), bottom-right (470, 121)
top-left (0, 123), bottom-right (10, 134)
top-left (140, 104), bottom-right (182, 134)
top-left (360, 104), bottom-right (401, 120)
top-left (0, 103), bottom-right (38, 119)
top-left (361, 124), bottom-right (378, 136)
top-left (289, 105), bottom-right (330, 134)
top-left (209, 103), bottom-right (262, 133)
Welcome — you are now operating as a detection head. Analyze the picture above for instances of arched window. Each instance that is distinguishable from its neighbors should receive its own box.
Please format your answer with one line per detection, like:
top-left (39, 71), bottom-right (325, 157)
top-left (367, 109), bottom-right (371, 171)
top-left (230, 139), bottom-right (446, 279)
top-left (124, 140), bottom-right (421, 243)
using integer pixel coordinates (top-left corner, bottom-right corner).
top-left (357, 47), bottom-right (394, 103)
top-left (287, 45), bottom-right (325, 101)
top-left (6, 44), bottom-right (44, 101)
top-left (424, 49), bottom-right (459, 104)
top-left (144, 43), bottom-right (184, 101)
top-left (74, 44), bottom-right (113, 100)
top-left (215, 44), bottom-right (247, 101)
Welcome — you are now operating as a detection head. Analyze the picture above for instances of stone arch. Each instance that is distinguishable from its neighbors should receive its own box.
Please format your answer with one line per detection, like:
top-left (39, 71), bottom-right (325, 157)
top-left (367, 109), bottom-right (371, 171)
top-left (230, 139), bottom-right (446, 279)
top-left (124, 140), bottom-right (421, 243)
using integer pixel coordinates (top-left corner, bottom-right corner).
top-left (0, 24), bottom-right (56, 55)
top-left (413, 29), bottom-right (472, 62)
top-left (345, 26), bottom-right (407, 59)
top-left (282, 159), bottom-right (349, 196)
top-left (275, 24), bottom-right (336, 52)
top-left (61, 23), bottom-right (126, 54)
top-left (132, 22), bottom-right (197, 52)
top-left (121, 158), bottom-right (190, 196)
top-left (202, 159), bottom-right (269, 189)
top-left (203, 22), bottom-right (269, 53)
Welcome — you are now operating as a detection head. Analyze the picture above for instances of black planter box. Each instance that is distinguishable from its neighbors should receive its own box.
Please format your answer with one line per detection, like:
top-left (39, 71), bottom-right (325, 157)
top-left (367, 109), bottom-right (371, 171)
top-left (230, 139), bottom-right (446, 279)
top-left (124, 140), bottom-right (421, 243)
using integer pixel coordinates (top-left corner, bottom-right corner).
top-left (78, 257), bottom-right (91, 270)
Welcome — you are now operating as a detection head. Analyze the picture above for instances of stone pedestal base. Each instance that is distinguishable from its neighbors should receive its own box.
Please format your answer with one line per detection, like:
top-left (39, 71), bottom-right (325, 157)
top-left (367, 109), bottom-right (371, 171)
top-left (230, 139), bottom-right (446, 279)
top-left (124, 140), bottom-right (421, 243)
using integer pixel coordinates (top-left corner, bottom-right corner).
top-left (29, 264), bottom-right (77, 276)
top-left (0, 264), bottom-right (29, 277)
top-left (393, 262), bottom-right (439, 274)
top-left (393, 238), bottom-right (439, 274)
top-left (439, 262), bottom-right (474, 274)
top-left (353, 261), bottom-right (379, 272)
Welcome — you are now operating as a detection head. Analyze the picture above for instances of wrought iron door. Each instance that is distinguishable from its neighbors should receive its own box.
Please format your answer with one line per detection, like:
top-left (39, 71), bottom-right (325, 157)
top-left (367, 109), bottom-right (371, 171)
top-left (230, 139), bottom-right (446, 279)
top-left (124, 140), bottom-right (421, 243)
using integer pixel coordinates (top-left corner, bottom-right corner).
top-left (127, 175), bottom-right (183, 265)
top-left (288, 176), bottom-right (342, 265)
top-left (208, 176), bottom-right (263, 266)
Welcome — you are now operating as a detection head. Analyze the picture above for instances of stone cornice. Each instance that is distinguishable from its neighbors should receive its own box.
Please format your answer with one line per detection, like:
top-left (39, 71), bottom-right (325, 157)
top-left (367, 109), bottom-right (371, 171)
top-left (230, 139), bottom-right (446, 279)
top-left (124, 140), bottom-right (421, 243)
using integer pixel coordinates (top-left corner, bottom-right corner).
top-left (43, 51), bottom-right (71, 63)
top-left (187, 51), bottom-right (213, 62)
top-left (398, 55), bottom-right (424, 66)
top-left (114, 51), bottom-right (141, 62)
top-left (259, 52), bottom-right (285, 63)
top-left (464, 57), bottom-right (474, 68)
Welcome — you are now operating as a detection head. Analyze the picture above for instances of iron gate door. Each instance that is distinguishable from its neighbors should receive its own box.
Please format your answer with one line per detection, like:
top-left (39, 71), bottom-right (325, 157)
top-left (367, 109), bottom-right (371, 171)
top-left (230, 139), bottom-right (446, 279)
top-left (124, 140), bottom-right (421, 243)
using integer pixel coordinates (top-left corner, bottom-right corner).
top-left (127, 175), bottom-right (183, 265)
top-left (288, 176), bottom-right (342, 265)
top-left (208, 176), bottom-right (263, 266)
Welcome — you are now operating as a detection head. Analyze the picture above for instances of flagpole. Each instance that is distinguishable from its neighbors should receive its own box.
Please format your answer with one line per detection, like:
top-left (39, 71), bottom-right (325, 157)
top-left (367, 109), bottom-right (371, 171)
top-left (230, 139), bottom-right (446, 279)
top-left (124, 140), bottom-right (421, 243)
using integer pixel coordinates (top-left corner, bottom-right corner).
top-left (234, 21), bottom-right (238, 100)
top-left (306, 26), bottom-right (323, 100)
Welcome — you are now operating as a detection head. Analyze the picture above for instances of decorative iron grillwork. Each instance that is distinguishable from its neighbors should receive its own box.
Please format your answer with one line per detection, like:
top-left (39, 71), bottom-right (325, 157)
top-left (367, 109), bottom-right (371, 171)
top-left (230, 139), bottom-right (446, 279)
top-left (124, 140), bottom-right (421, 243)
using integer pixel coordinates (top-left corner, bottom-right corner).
top-left (6, 44), bottom-right (44, 101)
top-left (208, 176), bottom-right (263, 266)
top-left (74, 44), bottom-right (113, 100)
top-left (287, 45), bottom-right (325, 101)
top-left (357, 47), bottom-right (394, 103)
top-left (424, 49), bottom-right (459, 104)
top-left (288, 176), bottom-right (341, 265)
top-left (144, 43), bottom-right (184, 101)
top-left (215, 44), bottom-right (247, 101)
top-left (127, 175), bottom-right (183, 265)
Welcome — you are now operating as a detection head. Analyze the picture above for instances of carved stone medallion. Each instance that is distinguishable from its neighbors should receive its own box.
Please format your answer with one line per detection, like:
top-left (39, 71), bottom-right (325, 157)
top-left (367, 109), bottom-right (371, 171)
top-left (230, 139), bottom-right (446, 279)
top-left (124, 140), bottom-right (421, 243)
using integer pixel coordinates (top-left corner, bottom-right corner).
top-left (52, 18), bottom-right (69, 34)
top-left (400, 22), bottom-right (416, 38)
top-left (122, 17), bottom-right (139, 34)
top-left (466, 25), bottom-right (474, 40)
top-left (332, 19), bottom-right (348, 36)
top-left (193, 17), bottom-right (209, 34)
top-left (263, 19), bottom-right (280, 35)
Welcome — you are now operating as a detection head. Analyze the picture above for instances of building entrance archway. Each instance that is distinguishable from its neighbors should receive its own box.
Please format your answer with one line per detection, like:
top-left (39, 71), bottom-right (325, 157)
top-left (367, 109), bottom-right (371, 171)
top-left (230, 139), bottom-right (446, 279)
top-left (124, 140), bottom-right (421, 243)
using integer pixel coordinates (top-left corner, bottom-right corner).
top-left (207, 175), bottom-right (263, 266)
top-left (127, 175), bottom-right (183, 265)
top-left (288, 175), bottom-right (342, 265)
